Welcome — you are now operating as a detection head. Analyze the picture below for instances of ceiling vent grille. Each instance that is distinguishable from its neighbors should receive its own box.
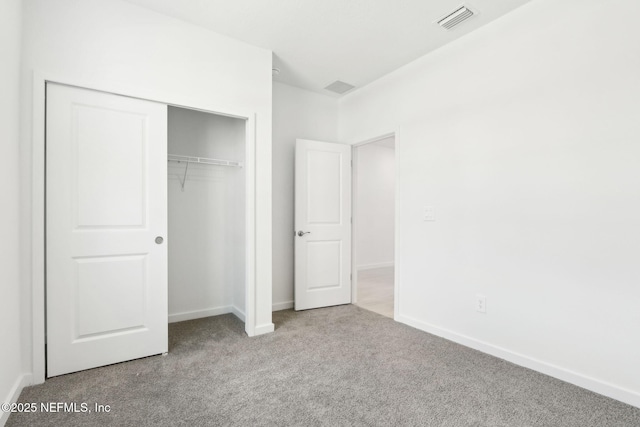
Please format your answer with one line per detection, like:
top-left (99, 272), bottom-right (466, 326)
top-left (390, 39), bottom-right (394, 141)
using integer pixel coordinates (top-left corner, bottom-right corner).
top-left (438, 6), bottom-right (474, 30)
top-left (324, 80), bottom-right (356, 95)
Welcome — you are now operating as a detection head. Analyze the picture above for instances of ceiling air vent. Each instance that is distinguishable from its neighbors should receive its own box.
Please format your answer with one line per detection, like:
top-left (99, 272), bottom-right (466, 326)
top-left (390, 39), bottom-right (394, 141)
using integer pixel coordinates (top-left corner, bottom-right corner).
top-left (324, 80), bottom-right (356, 95)
top-left (437, 6), bottom-right (474, 30)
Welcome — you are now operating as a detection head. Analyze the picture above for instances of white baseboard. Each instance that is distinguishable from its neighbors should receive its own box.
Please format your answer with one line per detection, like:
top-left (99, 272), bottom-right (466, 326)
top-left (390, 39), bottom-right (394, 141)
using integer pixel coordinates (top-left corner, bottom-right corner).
top-left (253, 323), bottom-right (275, 336)
top-left (169, 306), bottom-right (237, 323)
top-left (272, 300), bottom-right (294, 311)
top-left (357, 262), bottom-right (394, 271)
top-left (396, 313), bottom-right (640, 409)
top-left (1, 373), bottom-right (32, 427)
top-left (169, 305), bottom-right (247, 324)
top-left (231, 305), bottom-right (245, 322)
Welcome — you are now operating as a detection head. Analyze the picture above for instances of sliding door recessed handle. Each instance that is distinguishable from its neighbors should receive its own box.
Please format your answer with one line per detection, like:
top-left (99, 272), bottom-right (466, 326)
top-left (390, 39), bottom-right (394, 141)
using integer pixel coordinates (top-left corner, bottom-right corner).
top-left (297, 231), bottom-right (311, 237)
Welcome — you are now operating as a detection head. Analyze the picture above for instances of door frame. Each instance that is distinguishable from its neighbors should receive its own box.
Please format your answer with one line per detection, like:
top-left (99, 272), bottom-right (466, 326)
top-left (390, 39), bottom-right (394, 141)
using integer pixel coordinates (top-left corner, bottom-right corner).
top-left (30, 72), bottom-right (260, 383)
top-left (351, 132), bottom-right (400, 320)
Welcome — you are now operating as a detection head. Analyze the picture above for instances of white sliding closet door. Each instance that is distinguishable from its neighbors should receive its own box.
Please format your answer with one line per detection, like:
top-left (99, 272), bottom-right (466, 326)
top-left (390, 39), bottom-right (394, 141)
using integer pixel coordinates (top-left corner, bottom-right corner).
top-left (46, 83), bottom-right (168, 377)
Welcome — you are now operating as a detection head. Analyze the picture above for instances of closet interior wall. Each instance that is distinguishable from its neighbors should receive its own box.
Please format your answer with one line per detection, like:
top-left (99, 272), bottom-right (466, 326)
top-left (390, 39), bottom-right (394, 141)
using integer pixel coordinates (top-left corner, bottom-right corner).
top-left (167, 106), bottom-right (246, 322)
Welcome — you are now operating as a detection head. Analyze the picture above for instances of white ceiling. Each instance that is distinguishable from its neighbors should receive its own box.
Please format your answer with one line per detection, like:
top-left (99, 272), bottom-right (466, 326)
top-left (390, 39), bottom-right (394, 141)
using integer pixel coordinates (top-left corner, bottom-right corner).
top-left (123, 0), bottom-right (532, 97)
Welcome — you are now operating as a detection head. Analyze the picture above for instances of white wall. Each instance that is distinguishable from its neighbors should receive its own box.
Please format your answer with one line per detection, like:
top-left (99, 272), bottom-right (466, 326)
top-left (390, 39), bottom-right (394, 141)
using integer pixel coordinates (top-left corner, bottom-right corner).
top-left (21, 0), bottom-right (274, 384)
top-left (340, 0), bottom-right (640, 408)
top-left (355, 140), bottom-right (395, 269)
top-left (272, 82), bottom-right (338, 309)
top-left (1, 0), bottom-right (26, 421)
top-left (168, 107), bottom-right (246, 322)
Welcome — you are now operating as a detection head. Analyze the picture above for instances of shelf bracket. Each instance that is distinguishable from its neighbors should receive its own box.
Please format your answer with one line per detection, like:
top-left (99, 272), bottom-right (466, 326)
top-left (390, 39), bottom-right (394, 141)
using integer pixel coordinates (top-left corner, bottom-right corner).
top-left (178, 160), bottom-right (190, 191)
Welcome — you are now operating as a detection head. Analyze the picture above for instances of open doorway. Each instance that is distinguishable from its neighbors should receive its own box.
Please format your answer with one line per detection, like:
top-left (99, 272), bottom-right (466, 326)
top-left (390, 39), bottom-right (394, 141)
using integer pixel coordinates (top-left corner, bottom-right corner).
top-left (353, 136), bottom-right (396, 318)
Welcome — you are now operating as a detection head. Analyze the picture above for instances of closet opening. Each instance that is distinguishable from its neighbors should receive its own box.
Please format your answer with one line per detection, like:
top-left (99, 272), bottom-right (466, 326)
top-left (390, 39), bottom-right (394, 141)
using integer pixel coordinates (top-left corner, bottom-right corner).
top-left (167, 106), bottom-right (247, 324)
top-left (40, 81), bottom-right (262, 382)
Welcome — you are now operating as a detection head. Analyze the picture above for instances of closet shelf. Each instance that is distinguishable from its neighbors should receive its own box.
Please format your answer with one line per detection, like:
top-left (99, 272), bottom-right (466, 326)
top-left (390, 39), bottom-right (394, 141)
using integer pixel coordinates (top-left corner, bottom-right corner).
top-left (168, 153), bottom-right (242, 191)
top-left (168, 154), bottom-right (243, 168)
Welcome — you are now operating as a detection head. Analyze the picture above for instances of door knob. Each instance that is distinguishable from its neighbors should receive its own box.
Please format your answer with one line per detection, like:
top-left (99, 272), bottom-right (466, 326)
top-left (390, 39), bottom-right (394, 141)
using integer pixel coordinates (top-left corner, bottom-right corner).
top-left (155, 236), bottom-right (164, 244)
top-left (297, 231), bottom-right (311, 237)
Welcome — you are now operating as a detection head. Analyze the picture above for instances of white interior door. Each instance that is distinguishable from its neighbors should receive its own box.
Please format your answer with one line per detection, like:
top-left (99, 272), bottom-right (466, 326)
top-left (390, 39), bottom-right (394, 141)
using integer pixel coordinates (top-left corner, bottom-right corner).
top-left (46, 83), bottom-right (168, 377)
top-left (294, 139), bottom-right (352, 310)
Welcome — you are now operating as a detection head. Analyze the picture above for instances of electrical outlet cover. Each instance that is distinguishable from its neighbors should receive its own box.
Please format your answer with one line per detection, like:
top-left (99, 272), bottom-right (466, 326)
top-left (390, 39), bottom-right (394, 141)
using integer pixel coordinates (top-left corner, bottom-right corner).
top-left (423, 206), bottom-right (435, 221)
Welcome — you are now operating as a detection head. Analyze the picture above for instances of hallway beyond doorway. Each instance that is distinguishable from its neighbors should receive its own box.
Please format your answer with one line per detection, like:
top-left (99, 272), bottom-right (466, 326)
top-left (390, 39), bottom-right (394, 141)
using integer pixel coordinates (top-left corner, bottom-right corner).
top-left (355, 266), bottom-right (394, 318)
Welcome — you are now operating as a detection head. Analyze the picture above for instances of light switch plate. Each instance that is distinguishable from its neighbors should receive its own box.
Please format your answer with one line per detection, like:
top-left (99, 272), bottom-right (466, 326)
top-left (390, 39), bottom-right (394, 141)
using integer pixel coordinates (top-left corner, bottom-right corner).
top-left (476, 294), bottom-right (487, 313)
top-left (423, 206), bottom-right (435, 221)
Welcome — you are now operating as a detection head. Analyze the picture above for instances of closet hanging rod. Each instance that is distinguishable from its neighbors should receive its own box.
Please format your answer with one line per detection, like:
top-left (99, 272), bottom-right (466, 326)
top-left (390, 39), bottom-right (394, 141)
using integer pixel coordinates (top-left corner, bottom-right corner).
top-left (167, 153), bottom-right (243, 168)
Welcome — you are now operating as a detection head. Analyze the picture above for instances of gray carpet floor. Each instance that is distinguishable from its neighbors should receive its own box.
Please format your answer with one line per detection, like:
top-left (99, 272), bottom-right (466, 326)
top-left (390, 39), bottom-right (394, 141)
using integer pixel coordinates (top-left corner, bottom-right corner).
top-left (7, 305), bottom-right (640, 426)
